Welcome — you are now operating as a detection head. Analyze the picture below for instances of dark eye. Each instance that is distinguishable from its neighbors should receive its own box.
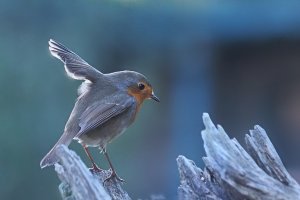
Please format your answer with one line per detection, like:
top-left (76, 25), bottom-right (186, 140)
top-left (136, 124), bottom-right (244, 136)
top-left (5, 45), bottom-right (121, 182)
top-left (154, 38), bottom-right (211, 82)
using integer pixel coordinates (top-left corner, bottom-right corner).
top-left (138, 83), bottom-right (145, 90)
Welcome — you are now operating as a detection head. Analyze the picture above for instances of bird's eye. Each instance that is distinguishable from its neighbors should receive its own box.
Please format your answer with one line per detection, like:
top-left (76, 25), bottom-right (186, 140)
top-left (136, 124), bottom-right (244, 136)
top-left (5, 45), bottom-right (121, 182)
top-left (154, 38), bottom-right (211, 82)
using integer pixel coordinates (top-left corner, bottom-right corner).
top-left (138, 83), bottom-right (145, 90)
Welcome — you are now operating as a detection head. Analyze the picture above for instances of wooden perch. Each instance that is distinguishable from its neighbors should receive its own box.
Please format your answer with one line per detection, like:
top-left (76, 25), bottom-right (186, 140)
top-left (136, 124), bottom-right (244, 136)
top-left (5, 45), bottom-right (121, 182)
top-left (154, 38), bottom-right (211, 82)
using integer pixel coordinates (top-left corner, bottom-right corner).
top-left (177, 113), bottom-right (300, 200)
top-left (54, 145), bottom-right (131, 200)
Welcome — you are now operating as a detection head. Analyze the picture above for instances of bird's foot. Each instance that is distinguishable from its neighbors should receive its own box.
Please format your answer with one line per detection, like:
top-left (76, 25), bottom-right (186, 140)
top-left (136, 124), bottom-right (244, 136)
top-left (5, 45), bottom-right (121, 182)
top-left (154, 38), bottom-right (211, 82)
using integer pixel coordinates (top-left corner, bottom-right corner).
top-left (103, 169), bottom-right (125, 183)
top-left (89, 164), bottom-right (103, 174)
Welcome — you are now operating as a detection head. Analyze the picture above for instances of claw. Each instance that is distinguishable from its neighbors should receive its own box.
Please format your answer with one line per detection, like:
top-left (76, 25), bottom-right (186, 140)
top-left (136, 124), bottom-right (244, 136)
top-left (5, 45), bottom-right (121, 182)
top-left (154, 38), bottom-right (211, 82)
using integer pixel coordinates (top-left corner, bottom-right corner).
top-left (89, 164), bottom-right (103, 174)
top-left (103, 169), bottom-right (125, 183)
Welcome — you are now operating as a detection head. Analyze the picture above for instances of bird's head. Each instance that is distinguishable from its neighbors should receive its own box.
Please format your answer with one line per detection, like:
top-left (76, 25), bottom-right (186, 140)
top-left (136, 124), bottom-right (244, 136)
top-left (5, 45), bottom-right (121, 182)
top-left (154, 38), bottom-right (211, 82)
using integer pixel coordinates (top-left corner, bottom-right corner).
top-left (109, 71), bottom-right (160, 104)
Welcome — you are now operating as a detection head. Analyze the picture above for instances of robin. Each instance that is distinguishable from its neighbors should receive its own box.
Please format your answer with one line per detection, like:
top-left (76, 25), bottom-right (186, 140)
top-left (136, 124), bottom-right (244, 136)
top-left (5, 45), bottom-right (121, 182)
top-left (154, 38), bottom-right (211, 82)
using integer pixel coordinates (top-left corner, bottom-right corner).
top-left (40, 39), bottom-right (160, 181)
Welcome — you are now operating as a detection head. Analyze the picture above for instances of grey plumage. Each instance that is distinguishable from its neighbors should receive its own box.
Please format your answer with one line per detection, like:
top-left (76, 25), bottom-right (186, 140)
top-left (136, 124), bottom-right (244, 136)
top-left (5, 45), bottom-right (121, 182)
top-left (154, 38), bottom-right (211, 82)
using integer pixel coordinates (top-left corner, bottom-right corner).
top-left (40, 39), bottom-right (153, 168)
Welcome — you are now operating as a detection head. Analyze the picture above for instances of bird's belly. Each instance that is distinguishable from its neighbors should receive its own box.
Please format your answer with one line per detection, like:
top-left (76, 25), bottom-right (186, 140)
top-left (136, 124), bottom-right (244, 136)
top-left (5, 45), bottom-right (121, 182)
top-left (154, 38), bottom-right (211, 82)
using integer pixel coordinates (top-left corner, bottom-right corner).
top-left (76, 108), bottom-right (134, 149)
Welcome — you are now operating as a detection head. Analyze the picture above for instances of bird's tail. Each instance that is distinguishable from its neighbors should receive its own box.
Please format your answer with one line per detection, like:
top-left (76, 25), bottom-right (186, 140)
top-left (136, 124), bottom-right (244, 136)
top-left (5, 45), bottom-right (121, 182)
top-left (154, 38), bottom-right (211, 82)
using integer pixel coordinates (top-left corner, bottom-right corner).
top-left (40, 133), bottom-right (71, 169)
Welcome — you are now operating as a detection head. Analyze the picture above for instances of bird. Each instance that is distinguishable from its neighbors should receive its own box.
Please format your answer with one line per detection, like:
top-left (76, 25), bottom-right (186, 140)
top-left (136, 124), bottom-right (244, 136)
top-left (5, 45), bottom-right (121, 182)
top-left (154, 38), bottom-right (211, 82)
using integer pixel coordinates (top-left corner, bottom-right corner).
top-left (40, 39), bottom-right (160, 181)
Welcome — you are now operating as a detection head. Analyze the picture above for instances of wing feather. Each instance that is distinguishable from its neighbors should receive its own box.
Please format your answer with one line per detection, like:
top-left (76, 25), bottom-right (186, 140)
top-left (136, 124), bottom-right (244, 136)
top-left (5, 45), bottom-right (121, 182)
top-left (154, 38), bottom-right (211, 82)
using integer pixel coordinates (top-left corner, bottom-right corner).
top-left (76, 98), bottom-right (134, 137)
top-left (49, 39), bottom-right (102, 82)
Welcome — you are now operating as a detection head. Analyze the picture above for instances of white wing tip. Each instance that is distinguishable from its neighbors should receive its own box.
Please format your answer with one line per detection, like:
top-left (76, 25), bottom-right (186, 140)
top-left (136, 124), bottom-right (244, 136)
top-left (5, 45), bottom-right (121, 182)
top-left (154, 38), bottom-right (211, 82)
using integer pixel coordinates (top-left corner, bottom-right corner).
top-left (48, 39), bottom-right (64, 61)
top-left (49, 38), bottom-right (55, 44)
top-left (48, 39), bottom-right (58, 49)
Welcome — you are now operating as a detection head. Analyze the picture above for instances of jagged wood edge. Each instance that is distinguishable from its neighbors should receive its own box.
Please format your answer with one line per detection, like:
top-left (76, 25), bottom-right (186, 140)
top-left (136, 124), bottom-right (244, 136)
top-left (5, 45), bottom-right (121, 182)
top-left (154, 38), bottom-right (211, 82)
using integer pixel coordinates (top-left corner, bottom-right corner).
top-left (177, 113), bottom-right (300, 200)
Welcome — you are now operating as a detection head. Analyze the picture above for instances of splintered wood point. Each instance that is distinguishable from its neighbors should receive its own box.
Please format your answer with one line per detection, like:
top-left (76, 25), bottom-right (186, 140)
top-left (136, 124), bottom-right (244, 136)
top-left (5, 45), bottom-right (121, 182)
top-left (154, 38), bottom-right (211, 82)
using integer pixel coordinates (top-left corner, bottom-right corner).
top-left (177, 113), bottom-right (300, 200)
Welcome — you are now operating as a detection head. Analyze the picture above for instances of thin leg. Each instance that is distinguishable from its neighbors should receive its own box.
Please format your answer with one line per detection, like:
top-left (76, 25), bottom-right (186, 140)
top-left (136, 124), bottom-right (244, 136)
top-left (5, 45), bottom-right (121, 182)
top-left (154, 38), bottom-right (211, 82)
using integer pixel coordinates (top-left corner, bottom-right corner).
top-left (103, 149), bottom-right (124, 182)
top-left (82, 145), bottom-right (102, 172)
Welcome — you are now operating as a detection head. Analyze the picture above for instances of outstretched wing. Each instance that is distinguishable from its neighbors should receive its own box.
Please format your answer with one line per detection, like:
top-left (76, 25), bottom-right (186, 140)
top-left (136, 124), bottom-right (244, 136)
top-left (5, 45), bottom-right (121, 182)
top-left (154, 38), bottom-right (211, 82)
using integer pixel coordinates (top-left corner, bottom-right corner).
top-left (49, 39), bottom-right (102, 82)
top-left (76, 98), bottom-right (134, 137)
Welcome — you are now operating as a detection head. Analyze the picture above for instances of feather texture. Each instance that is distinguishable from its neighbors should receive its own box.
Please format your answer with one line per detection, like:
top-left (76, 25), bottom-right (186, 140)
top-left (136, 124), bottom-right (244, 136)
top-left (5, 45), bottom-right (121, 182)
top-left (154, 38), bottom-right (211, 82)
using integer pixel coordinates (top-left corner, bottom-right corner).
top-left (49, 39), bottom-right (102, 82)
top-left (76, 98), bottom-right (134, 138)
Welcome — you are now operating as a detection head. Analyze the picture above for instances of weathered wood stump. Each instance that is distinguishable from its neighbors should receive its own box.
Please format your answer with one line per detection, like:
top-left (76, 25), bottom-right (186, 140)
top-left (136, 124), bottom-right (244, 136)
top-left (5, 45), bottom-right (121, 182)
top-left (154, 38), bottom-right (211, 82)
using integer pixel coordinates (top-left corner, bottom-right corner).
top-left (177, 113), bottom-right (300, 200)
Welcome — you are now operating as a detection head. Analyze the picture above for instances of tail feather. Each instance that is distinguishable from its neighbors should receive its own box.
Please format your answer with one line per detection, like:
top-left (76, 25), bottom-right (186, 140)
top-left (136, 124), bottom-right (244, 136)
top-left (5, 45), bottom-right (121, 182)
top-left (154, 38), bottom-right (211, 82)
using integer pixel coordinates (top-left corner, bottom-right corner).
top-left (40, 133), bottom-right (71, 168)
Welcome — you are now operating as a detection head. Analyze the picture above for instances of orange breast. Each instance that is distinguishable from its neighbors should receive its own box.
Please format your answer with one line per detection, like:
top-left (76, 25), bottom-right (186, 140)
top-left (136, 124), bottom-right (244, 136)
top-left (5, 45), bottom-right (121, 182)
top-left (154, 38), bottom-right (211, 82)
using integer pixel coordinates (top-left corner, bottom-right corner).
top-left (127, 88), bottom-right (146, 121)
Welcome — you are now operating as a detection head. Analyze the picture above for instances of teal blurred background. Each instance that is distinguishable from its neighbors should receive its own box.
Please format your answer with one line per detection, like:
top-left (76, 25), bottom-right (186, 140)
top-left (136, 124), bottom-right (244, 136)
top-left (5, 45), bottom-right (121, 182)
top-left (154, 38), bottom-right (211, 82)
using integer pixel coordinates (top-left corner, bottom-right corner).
top-left (2, 0), bottom-right (300, 199)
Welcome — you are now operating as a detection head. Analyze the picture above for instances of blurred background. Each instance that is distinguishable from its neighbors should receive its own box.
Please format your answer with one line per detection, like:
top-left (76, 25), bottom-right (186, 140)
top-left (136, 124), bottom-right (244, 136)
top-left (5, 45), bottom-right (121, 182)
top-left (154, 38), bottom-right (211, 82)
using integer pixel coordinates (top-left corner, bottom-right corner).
top-left (1, 0), bottom-right (300, 199)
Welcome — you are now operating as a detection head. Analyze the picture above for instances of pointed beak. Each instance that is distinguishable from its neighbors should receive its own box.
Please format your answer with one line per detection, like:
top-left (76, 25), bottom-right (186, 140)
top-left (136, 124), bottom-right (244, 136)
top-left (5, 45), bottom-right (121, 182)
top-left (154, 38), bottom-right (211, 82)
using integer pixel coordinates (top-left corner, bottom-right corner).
top-left (150, 92), bottom-right (160, 102)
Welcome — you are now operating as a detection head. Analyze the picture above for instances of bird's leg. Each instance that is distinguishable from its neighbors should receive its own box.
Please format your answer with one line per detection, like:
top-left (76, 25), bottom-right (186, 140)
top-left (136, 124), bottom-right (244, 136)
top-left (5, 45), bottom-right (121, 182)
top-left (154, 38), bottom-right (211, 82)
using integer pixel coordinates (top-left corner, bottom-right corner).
top-left (103, 149), bottom-right (125, 183)
top-left (82, 145), bottom-right (102, 173)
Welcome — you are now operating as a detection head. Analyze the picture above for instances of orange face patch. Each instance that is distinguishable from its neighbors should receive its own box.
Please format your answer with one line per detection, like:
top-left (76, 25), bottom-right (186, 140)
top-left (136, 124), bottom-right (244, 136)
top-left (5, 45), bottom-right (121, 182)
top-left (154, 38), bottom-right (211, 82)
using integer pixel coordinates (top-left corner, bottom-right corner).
top-left (127, 83), bottom-right (152, 105)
